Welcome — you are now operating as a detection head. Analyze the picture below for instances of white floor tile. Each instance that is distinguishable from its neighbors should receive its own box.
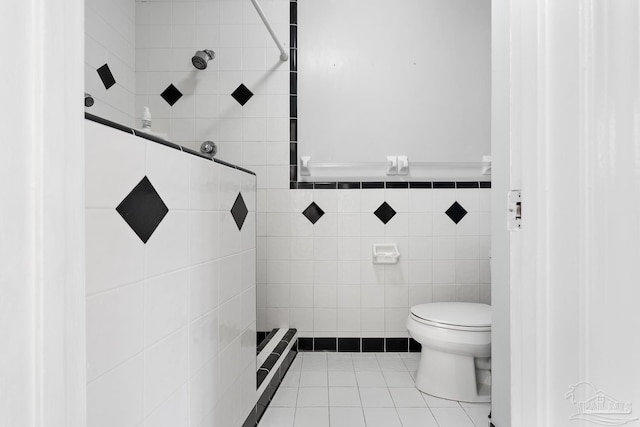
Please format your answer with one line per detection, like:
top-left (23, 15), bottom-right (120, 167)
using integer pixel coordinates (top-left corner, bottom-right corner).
top-left (302, 358), bottom-right (328, 372)
top-left (260, 352), bottom-right (491, 427)
top-left (396, 408), bottom-right (440, 427)
top-left (402, 358), bottom-right (420, 371)
top-left (359, 388), bottom-right (394, 408)
top-left (463, 406), bottom-right (492, 427)
top-left (422, 393), bottom-right (461, 408)
top-left (328, 371), bottom-right (357, 387)
top-left (281, 370), bottom-right (301, 387)
top-left (300, 371), bottom-right (328, 387)
top-left (328, 358), bottom-right (354, 371)
top-left (329, 387), bottom-right (361, 407)
top-left (378, 359), bottom-right (408, 372)
top-left (329, 407), bottom-right (366, 427)
top-left (270, 387), bottom-right (298, 407)
top-left (382, 371), bottom-right (415, 387)
top-left (375, 352), bottom-right (400, 359)
top-left (353, 358), bottom-right (381, 371)
top-left (258, 407), bottom-right (295, 427)
top-left (355, 371), bottom-right (386, 387)
top-left (362, 407), bottom-right (402, 427)
top-left (293, 407), bottom-right (330, 427)
top-left (430, 408), bottom-right (476, 427)
top-left (297, 387), bottom-right (329, 407)
top-left (389, 388), bottom-right (428, 408)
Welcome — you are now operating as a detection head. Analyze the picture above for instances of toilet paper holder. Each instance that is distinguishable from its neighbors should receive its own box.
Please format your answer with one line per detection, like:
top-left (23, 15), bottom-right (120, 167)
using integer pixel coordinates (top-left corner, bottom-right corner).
top-left (372, 244), bottom-right (400, 264)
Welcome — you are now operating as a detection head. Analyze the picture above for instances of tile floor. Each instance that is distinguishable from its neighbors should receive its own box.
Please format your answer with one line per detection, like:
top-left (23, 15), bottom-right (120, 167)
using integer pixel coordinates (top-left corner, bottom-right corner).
top-left (258, 352), bottom-right (491, 427)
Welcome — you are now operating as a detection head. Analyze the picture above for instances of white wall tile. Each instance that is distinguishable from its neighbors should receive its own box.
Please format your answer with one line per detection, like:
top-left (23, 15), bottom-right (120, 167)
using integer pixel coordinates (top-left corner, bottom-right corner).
top-left (145, 385), bottom-right (189, 427)
top-left (87, 355), bottom-right (143, 427)
top-left (145, 211), bottom-right (190, 278)
top-left (86, 210), bottom-right (145, 295)
top-left (144, 270), bottom-right (189, 346)
top-left (86, 283), bottom-right (144, 381)
top-left (189, 260), bottom-right (219, 321)
top-left (144, 328), bottom-right (189, 416)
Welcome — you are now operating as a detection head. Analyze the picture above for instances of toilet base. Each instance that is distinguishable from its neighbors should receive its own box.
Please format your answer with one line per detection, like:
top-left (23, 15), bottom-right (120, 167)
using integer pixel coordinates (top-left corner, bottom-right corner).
top-left (415, 347), bottom-right (491, 403)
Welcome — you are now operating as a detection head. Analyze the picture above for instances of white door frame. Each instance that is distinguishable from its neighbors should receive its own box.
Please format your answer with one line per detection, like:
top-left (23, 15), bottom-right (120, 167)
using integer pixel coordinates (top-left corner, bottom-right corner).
top-left (0, 0), bottom-right (86, 425)
top-left (495, 0), bottom-right (640, 426)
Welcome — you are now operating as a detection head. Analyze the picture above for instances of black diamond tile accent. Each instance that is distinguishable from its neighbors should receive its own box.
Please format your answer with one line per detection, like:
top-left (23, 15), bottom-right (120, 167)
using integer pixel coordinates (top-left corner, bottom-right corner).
top-left (446, 201), bottom-right (468, 224)
top-left (374, 202), bottom-right (396, 224)
top-left (302, 202), bottom-right (324, 224)
top-left (231, 193), bottom-right (248, 230)
top-left (116, 176), bottom-right (168, 244)
top-left (231, 83), bottom-right (254, 106)
top-left (160, 84), bottom-right (183, 106)
top-left (97, 64), bottom-right (116, 90)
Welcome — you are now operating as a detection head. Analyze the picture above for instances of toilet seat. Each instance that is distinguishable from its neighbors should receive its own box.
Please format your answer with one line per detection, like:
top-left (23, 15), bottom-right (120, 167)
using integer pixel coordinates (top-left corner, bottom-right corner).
top-left (410, 303), bottom-right (491, 332)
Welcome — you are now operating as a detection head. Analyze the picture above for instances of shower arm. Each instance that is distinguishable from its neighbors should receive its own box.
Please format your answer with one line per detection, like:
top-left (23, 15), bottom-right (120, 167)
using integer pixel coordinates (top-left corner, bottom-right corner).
top-left (250, 0), bottom-right (289, 62)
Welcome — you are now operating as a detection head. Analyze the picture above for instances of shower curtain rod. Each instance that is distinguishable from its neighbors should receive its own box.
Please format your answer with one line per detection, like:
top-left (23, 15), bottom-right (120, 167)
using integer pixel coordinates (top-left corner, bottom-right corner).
top-left (250, 0), bottom-right (289, 62)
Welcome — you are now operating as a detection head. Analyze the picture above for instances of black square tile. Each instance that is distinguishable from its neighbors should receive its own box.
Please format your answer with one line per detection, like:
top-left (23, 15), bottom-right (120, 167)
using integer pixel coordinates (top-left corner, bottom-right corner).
top-left (445, 201), bottom-right (468, 224)
top-left (116, 176), bottom-right (168, 244)
top-left (97, 64), bottom-right (116, 90)
top-left (374, 202), bottom-right (396, 224)
top-left (314, 338), bottom-right (337, 352)
top-left (242, 408), bottom-right (257, 427)
top-left (338, 338), bottom-right (361, 352)
top-left (385, 338), bottom-right (409, 352)
top-left (434, 182), bottom-right (456, 189)
top-left (302, 202), bottom-right (324, 224)
top-left (290, 95), bottom-right (297, 118)
top-left (257, 369), bottom-right (269, 388)
top-left (362, 182), bottom-right (384, 189)
top-left (231, 193), bottom-right (248, 230)
top-left (409, 338), bottom-right (422, 352)
top-left (297, 337), bottom-right (313, 351)
top-left (160, 84), bottom-right (183, 106)
top-left (231, 83), bottom-right (254, 106)
top-left (362, 338), bottom-right (384, 352)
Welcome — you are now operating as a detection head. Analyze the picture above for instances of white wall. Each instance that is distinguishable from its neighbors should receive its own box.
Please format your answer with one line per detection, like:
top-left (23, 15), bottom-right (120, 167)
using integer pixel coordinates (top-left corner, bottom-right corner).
top-left (85, 0), bottom-right (136, 126)
top-left (85, 121), bottom-right (256, 427)
top-left (298, 0), bottom-right (491, 165)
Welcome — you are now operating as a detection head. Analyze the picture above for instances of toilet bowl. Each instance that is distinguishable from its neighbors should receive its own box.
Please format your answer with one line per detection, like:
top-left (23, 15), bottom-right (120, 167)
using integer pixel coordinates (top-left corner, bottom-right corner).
top-left (406, 302), bottom-right (491, 402)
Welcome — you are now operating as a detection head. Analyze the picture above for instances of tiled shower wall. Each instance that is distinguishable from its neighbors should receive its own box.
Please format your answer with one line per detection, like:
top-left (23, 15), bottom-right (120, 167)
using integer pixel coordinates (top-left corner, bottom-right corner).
top-left (85, 0), bottom-right (136, 126)
top-left (133, 0), bottom-right (291, 163)
top-left (84, 0), bottom-right (491, 342)
top-left (85, 120), bottom-right (256, 427)
top-left (257, 186), bottom-right (492, 338)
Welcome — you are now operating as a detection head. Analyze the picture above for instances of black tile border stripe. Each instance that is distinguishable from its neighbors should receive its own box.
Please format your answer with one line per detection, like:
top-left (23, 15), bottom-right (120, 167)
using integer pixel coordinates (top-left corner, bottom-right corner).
top-left (257, 328), bottom-right (299, 388)
top-left (85, 113), bottom-right (256, 176)
top-left (296, 337), bottom-right (422, 353)
top-left (287, 0), bottom-right (491, 190)
top-left (244, 328), bottom-right (299, 427)
top-left (256, 329), bottom-right (278, 354)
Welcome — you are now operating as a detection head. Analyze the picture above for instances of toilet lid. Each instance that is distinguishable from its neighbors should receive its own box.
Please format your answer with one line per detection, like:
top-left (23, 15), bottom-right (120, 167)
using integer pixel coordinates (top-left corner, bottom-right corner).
top-left (410, 303), bottom-right (491, 328)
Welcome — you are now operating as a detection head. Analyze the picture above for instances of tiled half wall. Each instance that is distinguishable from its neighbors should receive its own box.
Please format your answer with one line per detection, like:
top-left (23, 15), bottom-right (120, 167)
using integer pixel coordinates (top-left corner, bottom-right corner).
top-left (85, 118), bottom-right (257, 427)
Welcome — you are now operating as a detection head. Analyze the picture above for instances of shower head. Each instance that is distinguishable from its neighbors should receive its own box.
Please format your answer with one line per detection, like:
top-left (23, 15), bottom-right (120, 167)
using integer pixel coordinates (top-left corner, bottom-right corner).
top-left (192, 49), bottom-right (215, 70)
top-left (85, 92), bottom-right (94, 107)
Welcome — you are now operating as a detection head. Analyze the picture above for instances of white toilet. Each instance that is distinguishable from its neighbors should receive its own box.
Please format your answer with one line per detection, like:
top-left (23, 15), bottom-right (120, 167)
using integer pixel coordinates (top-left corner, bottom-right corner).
top-left (406, 302), bottom-right (491, 402)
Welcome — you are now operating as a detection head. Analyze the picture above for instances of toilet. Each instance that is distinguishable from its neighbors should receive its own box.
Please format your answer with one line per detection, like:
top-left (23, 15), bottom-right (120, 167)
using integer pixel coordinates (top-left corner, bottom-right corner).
top-left (406, 302), bottom-right (491, 402)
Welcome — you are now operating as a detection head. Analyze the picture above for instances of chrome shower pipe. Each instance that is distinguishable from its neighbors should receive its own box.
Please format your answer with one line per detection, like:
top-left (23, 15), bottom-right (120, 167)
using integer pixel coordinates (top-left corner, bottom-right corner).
top-left (249, 0), bottom-right (289, 62)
